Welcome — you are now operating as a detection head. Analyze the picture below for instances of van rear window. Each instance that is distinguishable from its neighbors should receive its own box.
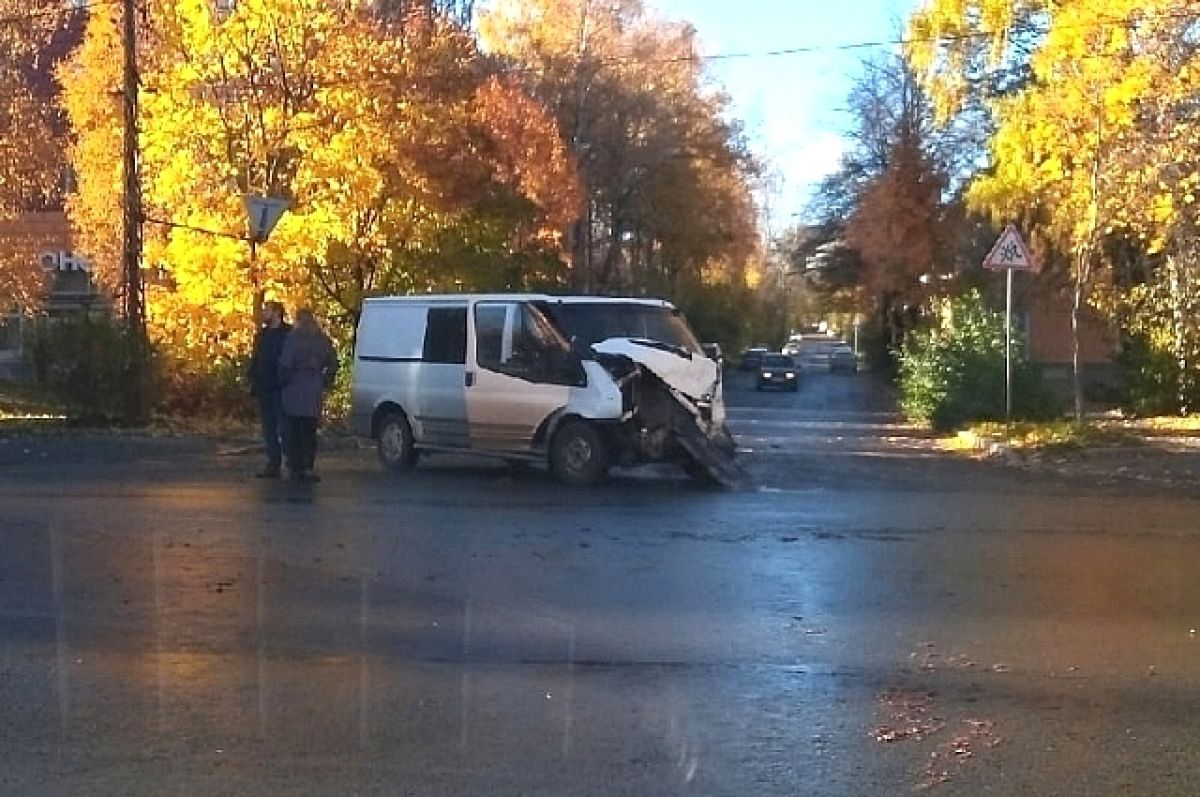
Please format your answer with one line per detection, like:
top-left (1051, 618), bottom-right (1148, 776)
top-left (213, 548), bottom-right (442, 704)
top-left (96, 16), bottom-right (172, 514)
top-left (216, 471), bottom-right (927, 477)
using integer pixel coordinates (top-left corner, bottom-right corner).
top-left (423, 307), bottom-right (467, 364)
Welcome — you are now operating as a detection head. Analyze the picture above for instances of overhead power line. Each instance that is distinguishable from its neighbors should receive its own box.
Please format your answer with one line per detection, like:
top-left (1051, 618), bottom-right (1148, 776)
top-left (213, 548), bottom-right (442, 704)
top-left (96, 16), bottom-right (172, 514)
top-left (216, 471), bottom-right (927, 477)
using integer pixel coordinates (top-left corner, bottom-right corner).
top-left (1, 4), bottom-right (1196, 61)
top-left (621, 8), bottom-right (1200, 66)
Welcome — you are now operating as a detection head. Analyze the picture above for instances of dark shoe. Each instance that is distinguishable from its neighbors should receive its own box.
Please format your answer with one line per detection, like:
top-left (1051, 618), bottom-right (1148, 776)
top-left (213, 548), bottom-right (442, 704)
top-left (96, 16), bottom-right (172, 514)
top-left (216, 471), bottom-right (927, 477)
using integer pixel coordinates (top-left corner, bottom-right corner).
top-left (255, 467), bottom-right (281, 479)
top-left (305, 472), bottom-right (322, 484)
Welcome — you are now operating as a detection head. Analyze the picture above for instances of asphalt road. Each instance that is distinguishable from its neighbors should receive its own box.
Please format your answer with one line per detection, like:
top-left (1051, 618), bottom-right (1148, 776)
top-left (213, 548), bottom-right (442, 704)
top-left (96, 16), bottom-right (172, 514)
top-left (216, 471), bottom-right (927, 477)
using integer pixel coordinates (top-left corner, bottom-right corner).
top-left (3, 371), bottom-right (1200, 795)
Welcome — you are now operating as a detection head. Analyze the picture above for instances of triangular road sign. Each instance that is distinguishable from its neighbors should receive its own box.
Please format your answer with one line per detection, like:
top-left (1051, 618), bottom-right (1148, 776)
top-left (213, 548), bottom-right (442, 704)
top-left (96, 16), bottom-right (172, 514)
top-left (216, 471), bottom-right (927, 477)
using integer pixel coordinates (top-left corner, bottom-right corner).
top-left (244, 195), bottom-right (290, 243)
top-left (983, 224), bottom-right (1038, 271)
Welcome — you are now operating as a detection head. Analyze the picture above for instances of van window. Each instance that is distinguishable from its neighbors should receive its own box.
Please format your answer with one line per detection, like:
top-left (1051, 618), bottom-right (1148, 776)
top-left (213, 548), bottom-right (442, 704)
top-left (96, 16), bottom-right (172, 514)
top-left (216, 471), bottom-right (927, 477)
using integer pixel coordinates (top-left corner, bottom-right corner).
top-left (423, 307), bottom-right (467, 364)
top-left (513, 304), bottom-right (567, 365)
top-left (475, 302), bottom-right (573, 379)
top-left (475, 305), bottom-right (507, 369)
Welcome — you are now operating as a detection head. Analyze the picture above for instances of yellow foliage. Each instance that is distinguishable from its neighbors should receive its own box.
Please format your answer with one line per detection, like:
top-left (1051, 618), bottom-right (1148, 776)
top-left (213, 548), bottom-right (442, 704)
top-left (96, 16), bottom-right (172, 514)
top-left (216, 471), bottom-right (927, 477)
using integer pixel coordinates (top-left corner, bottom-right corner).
top-left (61, 1), bottom-right (581, 364)
top-left (921, 0), bottom-right (1200, 266)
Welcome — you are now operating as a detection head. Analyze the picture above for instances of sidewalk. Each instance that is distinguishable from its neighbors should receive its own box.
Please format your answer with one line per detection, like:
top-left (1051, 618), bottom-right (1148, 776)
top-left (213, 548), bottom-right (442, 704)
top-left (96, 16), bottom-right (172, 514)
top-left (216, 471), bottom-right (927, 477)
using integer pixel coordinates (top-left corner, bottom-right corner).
top-left (975, 426), bottom-right (1200, 494)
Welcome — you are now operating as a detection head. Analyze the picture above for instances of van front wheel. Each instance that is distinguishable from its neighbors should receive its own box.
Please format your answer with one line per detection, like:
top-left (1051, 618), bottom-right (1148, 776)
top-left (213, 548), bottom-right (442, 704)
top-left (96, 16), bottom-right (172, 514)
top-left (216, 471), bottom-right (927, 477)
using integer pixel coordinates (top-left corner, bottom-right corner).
top-left (550, 421), bottom-right (608, 486)
top-left (378, 412), bottom-right (419, 471)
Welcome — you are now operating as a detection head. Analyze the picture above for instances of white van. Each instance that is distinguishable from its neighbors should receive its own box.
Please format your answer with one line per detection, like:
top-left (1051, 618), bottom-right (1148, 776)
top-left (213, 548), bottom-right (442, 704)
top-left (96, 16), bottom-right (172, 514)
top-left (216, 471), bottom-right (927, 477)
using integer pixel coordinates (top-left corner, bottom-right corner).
top-left (349, 294), bottom-right (741, 486)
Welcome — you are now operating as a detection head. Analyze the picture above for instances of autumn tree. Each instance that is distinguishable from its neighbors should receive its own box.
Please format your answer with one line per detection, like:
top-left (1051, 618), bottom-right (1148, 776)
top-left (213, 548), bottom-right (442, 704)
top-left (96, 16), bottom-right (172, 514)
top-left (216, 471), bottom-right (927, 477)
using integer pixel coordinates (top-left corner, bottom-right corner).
top-left (0, 0), bottom-right (78, 309)
top-left (61, 0), bottom-right (580, 372)
top-left (0, 0), bottom-right (69, 219)
top-left (798, 53), bottom-right (959, 348)
top-left (479, 0), bottom-right (760, 296)
top-left (908, 0), bottom-right (1200, 414)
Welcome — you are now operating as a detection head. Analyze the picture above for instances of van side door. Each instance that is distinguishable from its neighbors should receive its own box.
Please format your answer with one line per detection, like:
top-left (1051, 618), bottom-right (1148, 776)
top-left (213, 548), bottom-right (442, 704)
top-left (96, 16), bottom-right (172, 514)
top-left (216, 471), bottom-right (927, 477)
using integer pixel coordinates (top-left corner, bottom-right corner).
top-left (467, 301), bottom-right (581, 452)
top-left (412, 305), bottom-right (470, 448)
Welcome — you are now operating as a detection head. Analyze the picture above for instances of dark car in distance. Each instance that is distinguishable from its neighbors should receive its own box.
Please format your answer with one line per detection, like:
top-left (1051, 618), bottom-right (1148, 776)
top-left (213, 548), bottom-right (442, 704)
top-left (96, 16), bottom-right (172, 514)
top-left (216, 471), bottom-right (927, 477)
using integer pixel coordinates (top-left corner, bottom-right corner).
top-left (829, 345), bottom-right (858, 374)
top-left (739, 346), bottom-right (770, 372)
top-left (757, 353), bottom-right (799, 391)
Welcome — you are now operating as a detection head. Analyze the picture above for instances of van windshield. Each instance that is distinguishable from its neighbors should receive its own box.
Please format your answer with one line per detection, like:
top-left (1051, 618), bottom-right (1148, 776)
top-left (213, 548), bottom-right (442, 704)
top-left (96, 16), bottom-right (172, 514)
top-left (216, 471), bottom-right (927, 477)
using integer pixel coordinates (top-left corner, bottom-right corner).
top-left (541, 302), bottom-right (703, 354)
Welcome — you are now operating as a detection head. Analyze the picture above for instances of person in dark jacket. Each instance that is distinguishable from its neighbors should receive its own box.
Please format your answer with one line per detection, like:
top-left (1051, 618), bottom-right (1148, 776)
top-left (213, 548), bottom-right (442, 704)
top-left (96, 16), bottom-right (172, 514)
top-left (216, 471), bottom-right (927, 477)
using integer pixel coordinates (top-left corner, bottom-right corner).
top-left (279, 308), bottom-right (339, 483)
top-left (247, 301), bottom-right (291, 478)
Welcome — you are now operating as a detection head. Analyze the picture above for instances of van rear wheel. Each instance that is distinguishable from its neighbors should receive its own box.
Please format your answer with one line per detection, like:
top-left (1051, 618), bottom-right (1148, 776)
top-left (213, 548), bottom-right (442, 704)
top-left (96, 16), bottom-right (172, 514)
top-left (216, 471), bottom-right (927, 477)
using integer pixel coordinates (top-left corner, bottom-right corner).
top-left (550, 421), bottom-right (608, 486)
top-left (377, 412), bottom-right (419, 471)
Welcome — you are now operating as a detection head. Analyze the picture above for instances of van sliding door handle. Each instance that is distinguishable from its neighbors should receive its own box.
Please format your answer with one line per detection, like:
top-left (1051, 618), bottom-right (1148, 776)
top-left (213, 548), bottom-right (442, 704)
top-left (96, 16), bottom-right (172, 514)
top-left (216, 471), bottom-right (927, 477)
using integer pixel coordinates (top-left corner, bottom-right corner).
top-left (464, 371), bottom-right (475, 387)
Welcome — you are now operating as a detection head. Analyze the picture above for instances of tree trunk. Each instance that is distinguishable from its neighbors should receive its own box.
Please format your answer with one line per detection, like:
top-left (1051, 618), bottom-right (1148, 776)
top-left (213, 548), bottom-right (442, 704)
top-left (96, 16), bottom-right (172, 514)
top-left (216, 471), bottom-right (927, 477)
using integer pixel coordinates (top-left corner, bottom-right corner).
top-left (1168, 255), bottom-right (1188, 415)
top-left (1071, 272), bottom-right (1084, 424)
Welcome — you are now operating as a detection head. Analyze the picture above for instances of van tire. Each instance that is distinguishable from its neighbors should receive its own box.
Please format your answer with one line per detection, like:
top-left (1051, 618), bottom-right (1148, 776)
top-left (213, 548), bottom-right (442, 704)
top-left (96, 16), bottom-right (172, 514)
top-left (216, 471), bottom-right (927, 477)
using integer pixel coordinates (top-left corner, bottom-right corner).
top-left (377, 412), bottom-right (419, 471)
top-left (550, 421), bottom-right (608, 486)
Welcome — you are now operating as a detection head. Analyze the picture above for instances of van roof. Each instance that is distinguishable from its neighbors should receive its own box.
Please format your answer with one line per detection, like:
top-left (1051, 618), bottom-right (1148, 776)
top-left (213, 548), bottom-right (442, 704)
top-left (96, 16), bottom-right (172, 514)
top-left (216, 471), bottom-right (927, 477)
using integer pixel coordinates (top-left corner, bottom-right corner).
top-left (361, 294), bottom-right (675, 308)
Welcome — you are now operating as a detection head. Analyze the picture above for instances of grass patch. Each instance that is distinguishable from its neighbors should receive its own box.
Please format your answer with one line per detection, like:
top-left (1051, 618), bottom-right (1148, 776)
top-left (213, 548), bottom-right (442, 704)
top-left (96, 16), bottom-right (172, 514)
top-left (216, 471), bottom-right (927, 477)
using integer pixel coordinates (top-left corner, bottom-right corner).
top-left (1, 380), bottom-right (258, 439)
top-left (1118, 415), bottom-right (1200, 434)
top-left (950, 420), bottom-right (1140, 453)
top-left (0, 381), bottom-right (71, 431)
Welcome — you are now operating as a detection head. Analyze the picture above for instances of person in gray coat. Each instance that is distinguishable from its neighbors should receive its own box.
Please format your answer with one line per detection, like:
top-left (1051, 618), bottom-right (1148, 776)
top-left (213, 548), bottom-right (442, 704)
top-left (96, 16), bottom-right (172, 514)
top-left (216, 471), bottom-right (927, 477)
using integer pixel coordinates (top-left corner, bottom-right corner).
top-left (278, 308), bottom-right (339, 483)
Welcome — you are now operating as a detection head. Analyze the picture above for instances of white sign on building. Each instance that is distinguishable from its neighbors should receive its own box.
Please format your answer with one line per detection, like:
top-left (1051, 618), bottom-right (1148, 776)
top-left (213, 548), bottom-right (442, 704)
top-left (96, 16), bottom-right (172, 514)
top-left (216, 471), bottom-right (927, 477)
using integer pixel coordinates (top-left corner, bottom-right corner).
top-left (39, 250), bottom-right (92, 273)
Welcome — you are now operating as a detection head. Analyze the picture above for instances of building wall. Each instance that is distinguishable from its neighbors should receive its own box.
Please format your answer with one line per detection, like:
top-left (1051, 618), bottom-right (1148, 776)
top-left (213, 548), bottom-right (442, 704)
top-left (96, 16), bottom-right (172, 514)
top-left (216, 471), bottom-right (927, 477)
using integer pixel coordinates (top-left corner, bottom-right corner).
top-left (0, 211), bottom-right (104, 380)
top-left (1025, 293), bottom-right (1116, 365)
top-left (1024, 293), bottom-right (1123, 405)
top-left (0, 210), bottom-right (73, 309)
top-left (0, 210), bottom-right (72, 245)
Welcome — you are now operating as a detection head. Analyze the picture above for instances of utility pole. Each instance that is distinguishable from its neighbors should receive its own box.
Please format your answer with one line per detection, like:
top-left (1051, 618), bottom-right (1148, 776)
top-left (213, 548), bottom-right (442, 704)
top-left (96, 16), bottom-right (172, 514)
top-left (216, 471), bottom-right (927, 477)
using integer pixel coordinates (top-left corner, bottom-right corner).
top-left (573, 0), bottom-right (592, 294)
top-left (121, 0), bottom-right (147, 422)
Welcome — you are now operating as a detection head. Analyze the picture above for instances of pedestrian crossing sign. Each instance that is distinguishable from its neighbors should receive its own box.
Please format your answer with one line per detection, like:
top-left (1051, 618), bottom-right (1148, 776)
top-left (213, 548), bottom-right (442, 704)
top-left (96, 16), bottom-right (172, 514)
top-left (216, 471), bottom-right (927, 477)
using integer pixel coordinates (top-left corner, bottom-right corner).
top-left (983, 225), bottom-right (1037, 271)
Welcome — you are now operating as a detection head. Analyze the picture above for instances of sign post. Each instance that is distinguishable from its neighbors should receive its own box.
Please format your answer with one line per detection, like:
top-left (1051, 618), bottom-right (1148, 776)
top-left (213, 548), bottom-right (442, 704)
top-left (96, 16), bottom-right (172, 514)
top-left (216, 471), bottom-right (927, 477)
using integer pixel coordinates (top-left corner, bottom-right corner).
top-left (983, 225), bottom-right (1038, 427)
top-left (242, 195), bottom-right (290, 317)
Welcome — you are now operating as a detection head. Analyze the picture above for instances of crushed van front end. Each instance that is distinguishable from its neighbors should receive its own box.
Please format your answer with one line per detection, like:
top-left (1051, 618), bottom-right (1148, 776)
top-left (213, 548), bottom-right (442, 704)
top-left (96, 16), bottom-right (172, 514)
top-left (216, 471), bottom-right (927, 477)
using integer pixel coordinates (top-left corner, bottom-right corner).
top-left (588, 339), bottom-right (747, 488)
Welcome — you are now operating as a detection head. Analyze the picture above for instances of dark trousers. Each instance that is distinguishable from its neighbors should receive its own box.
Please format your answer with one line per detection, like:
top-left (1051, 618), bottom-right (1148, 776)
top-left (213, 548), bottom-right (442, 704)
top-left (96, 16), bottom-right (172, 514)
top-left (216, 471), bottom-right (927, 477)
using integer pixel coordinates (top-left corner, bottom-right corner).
top-left (286, 415), bottom-right (319, 474)
top-left (258, 391), bottom-right (286, 470)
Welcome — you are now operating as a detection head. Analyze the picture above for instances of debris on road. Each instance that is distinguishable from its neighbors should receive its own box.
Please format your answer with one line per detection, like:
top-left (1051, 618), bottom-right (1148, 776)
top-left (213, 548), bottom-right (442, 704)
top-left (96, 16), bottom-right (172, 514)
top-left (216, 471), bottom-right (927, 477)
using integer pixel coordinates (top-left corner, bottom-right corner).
top-left (870, 689), bottom-right (944, 744)
top-left (918, 718), bottom-right (1002, 791)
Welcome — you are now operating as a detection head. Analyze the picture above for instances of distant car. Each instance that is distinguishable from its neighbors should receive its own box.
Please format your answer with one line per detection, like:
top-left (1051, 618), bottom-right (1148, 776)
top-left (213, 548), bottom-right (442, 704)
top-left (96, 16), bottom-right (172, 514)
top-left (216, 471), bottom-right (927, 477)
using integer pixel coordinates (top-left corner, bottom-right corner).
top-left (739, 346), bottom-right (770, 372)
top-left (702, 342), bottom-right (724, 367)
top-left (829, 345), bottom-right (858, 374)
top-left (757, 353), bottom-right (799, 391)
top-left (781, 340), bottom-right (802, 356)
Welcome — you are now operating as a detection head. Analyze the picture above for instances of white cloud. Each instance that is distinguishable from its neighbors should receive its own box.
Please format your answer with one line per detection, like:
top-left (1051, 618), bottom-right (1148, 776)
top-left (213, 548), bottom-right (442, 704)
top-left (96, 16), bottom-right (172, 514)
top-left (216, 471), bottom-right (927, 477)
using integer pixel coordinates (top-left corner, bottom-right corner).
top-left (753, 131), bottom-right (847, 226)
top-left (780, 132), bottom-right (847, 187)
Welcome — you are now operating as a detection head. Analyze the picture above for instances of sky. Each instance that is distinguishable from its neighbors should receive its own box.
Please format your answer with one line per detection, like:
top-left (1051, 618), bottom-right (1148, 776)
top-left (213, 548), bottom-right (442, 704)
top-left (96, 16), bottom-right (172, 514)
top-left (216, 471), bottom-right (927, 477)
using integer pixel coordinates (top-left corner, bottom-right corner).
top-left (649, 0), bottom-right (917, 232)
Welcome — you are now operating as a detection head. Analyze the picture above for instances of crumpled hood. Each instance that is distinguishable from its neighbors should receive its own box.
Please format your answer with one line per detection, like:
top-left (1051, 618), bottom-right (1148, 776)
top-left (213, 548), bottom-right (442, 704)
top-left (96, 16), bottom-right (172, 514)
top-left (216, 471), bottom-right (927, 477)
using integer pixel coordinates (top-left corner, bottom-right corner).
top-left (592, 338), bottom-right (719, 401)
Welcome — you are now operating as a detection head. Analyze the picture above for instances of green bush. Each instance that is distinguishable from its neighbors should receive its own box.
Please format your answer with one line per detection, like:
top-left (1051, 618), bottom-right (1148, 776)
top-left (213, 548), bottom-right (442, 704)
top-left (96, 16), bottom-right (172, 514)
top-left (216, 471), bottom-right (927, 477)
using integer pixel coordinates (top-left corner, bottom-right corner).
top-left (898, 291), bottom-right (1060, 431)
top-left (151, 355), bottom-right (255, 420)
top-left (1117, 334), bottom-right (1200, 416)
top-left (857, 321), bottom-right (897, 379)
top-left (22, 314), bottom-right (144, 423)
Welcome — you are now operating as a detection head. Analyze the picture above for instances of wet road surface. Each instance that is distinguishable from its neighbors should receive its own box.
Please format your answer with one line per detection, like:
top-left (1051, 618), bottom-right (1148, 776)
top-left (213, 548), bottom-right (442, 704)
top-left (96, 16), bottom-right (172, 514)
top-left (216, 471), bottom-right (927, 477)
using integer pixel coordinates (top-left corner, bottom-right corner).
top-left (3, 370), bottom-right (1200, 795)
